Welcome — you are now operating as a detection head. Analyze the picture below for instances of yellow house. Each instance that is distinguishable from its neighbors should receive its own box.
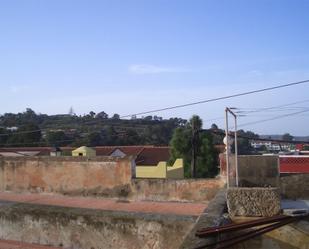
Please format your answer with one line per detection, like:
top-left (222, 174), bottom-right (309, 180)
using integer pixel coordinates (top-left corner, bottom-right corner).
top-left (72, 146), bottom-right (96, 157)
top-left (136, 159), bottom-right (184, 179)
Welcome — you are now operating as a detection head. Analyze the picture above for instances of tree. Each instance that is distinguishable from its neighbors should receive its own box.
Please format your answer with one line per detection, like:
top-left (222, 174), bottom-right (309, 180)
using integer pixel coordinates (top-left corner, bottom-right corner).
top-left (112, 113), bottom-right (120, 119)
top-left (210, 123), bottom-right (218, 130)
top-left (46, 131), bottom-right (69, 146)
top-left (84, 132), bottom-right (103, 146)
top-left (190, 115), bottom-right (202, 177)
top-left (170, 115), bottom-right (218, 178)
top-left (0, 128), bottom-right (8, 147)
top-left (282, 133), bottom-right (293, 141)
top-left (7, 123), bottom-right (41, 146)
top-left (96, 111), bottom-right (108, 119)
top-left (68, 107), bottom-right (75, 116)
top-left (89, 111), bottom-right (96, 118)
top-left (231, 129), bottom-right (259, 155)
top-left (143, 116), bottom-right (153, 121)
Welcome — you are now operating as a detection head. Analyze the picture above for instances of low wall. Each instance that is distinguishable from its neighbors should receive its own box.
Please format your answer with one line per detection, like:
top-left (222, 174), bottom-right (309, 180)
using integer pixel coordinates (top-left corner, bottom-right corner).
top-left (0, 202), bottom-right (195, 249)
top-left (0, 157), bottom-right (133, 196)
top-left (280, 173), bottom-right (309, 199)
top-left (180, 190), bottom-right (227, 249)
top-left (130, 178), bottom-right (224, 203)
top-left (0, 157), bottom-right (224, 203)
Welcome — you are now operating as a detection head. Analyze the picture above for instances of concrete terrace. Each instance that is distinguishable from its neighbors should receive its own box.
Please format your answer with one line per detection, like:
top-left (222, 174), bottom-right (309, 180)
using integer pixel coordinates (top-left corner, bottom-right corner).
top-left (0, 192), bottom-right (207, 217)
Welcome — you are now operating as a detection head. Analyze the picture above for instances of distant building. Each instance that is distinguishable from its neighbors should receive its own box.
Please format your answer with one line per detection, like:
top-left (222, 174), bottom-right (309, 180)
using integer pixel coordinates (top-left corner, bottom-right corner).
top-left (72, 146), bottom-right (96, 157)
top-left (6, 126), bottom-right (18, 131)
top-left (50, 147), bottom-right (62, 157)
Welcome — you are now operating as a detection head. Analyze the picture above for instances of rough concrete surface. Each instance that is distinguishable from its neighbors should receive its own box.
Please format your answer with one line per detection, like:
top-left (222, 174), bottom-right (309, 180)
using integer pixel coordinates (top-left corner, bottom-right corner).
top-left (0, 157), bottom-right (224, 203)
top-left (130, 178), bottom-right (224, 203)
top-left (180, 189), bottom-right (228, 249)
top-left (0, 157), bottom-right (133, 197)
top-left (0, 192), bottom-right (207, 217)
top-left (227, 187), bottom-right (281, 217)
top-left (231, 155), bottom-right (279, 188)
top-left (0, 239), bottom-right (61, 249)
top-left (0, 202), bottom-right (196, 249)
top-left (280, 173), bottom-right (309, 199)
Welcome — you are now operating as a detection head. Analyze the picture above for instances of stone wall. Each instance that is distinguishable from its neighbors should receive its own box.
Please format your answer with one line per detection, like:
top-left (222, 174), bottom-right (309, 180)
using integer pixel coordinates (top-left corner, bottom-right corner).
top-left (227, 187), bottom-right (281, 217)
top-left (130, 178), bottom-right (225, 203)
top-left (280, 173), bottom-right (309, 199)
top-left (0, 157), bottom-right (133, 197)
top-left (0, 202), bottom-right (195, 249)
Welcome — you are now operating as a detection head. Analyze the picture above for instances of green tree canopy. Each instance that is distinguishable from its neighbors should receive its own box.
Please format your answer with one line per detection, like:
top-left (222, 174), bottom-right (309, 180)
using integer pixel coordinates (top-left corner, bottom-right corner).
top-left (282, 133), bottom-right (294, 141)
top-left (169, 115), bottom-right (218, 178)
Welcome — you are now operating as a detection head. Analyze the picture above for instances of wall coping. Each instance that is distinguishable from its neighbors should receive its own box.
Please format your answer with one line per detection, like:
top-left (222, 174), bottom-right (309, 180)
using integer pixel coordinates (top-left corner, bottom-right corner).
top-left (0, 156), bottom-right (135, 163)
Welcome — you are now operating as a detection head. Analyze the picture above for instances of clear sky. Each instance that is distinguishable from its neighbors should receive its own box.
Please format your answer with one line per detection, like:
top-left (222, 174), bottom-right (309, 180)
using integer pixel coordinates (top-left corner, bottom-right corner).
top-left (1, 0), bottom-right (309, 135)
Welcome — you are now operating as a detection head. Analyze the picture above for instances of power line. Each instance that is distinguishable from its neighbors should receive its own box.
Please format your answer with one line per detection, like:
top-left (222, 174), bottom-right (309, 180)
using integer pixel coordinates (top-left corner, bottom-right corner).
top-left (209, 129), bottom-right (309, 144)
top-left (235, 99), bottom-right (309, 114)
top-left (120, 79), bottom-right (309, 118)
top-left (238, 109), bottom-right (309, 128)
top-left (1, 79), bottom-right (309, 138)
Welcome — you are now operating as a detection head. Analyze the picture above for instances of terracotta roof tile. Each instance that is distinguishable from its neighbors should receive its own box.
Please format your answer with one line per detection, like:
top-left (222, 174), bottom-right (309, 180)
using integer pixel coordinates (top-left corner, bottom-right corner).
top-left (135, 147), bottom-right (170, 166)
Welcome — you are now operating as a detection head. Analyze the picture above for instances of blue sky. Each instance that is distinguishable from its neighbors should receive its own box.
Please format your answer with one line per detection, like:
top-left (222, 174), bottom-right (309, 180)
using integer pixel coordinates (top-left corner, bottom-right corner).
top-left (0, 0), bottom-right (309, 135)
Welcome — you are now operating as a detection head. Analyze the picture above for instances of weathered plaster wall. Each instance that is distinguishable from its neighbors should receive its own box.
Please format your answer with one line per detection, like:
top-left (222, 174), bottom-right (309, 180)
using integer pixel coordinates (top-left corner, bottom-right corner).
top-left (0, 157), bottom-right (224, 202)
top-left (0, 157), bottom-right (133, 197)
top-left (0, 202), bottom-right (195, 249)
top-left (130, 178), bottom-right (224, 203)
top-left (280, 173), bottom-right (309, 199)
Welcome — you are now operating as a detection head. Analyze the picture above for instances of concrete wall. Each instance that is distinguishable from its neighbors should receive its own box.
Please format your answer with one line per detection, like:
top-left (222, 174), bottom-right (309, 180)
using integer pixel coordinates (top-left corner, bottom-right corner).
top-left (0, 157), bottom-right (224, 203)
top-left (280, 173), bottom-right (309, 199)
top-left (0, 202), bottom-right (195, 249)
top-left (0, 157), bottom-right (132, 196)
top-left (130, 178), bottom-right (224, 203)
top-left (230, 155), bottom-right (279, 187)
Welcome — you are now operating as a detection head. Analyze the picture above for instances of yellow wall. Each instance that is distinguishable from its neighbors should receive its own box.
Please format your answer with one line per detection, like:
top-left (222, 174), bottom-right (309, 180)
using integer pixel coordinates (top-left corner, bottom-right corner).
top-left (136, 162), bottom-right (167, 178)
top-left (136, 159), bottom-right (183, 179)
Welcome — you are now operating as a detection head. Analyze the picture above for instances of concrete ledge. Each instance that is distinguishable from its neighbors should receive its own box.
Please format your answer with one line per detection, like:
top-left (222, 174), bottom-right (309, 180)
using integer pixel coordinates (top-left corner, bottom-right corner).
top-left (180, 189), bottom-right (228, 249)
top-left (227, 187), bottom-right (281, 217)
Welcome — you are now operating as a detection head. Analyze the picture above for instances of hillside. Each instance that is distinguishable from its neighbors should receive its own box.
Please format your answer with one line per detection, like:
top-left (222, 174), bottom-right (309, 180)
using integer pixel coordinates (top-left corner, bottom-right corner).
top-left (0, 109), bottom-right (187, 147)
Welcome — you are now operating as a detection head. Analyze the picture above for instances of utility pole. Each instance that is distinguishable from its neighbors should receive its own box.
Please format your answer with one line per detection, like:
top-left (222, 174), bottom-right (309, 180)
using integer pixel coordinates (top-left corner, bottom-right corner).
top-left (225, 107), bottom-right (239, 187)
top-left (191, 119), bottom-right (197, 178)
top-left (225, 108), bottom-right (230, 188)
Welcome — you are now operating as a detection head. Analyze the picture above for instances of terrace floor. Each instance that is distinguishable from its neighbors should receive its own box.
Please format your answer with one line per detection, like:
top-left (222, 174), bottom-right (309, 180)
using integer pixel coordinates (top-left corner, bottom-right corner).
top-left (0, 191), bottom-right (207, 217)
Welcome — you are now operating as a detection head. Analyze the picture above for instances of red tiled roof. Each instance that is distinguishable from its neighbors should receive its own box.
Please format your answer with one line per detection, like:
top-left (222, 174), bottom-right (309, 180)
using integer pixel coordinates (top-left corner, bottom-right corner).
top-left (0, 146), bottom-right (171, 165)
top-left (95, 146), bottom-right (155, 157)
top-left (0, 147), bottom-right (51, 156)
top-left (135, 147), bottom-right (171, 166)
top-left (94, 147), bottom-right (115, 156)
